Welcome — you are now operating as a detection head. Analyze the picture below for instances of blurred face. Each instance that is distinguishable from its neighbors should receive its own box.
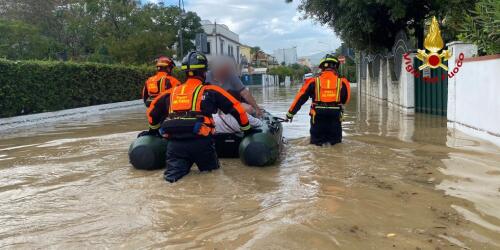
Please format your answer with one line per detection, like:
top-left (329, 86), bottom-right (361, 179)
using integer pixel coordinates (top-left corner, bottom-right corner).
top-left (214, 61), bottom-right (233, 80)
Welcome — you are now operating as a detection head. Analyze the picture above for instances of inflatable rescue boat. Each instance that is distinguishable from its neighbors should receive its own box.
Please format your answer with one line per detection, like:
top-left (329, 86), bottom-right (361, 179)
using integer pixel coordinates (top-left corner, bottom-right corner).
top-left (129, 111), bottom-right (283, 169)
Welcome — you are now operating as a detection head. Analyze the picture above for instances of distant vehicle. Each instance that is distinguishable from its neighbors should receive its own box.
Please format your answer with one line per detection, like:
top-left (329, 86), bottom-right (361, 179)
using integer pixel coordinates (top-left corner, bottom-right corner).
top-left (303, 73), bottom-right (314, 81)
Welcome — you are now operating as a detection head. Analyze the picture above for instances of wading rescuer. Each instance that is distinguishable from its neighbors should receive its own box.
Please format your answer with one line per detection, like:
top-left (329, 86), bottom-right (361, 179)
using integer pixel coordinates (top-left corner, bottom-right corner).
top-left (286, 54), bottom-right (351, 146)
top-left (146, 51), bottom-right (255, 183)
top-left (142, 56), bottom-right (181, 107)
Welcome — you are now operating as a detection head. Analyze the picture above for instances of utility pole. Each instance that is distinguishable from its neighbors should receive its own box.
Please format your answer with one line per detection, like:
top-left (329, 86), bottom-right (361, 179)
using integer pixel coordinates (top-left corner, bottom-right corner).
top-left (178, 0), bottom-right (185, 59)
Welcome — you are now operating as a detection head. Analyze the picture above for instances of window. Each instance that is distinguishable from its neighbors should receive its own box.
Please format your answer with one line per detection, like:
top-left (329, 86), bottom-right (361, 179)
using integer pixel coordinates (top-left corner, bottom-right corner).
top-left (206, 42), bottom-right (211, 54)
top-left (237, 46), bottom-right (240, 63)
top-left (220, 39), bottom-right (224, 55)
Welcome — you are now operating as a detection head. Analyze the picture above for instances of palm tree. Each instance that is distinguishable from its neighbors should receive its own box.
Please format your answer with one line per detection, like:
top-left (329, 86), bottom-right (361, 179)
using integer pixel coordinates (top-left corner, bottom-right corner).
top-left (250, 46), bottom-right (261, 65)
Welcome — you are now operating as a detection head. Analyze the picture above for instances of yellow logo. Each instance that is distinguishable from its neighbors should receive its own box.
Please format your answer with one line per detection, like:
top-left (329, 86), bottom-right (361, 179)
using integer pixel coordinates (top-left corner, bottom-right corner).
top-left (416, 17), bottom-right (451, 71)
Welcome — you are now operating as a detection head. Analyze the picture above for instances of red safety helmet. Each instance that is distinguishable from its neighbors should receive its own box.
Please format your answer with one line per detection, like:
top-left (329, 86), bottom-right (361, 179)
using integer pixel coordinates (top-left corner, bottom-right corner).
top-left (156, 56), bottom-right (175, 68)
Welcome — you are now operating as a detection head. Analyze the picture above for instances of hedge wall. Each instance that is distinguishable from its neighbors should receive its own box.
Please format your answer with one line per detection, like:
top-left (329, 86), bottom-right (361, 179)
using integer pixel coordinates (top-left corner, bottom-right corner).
top-left (0, 59), bottom-right (185, 118)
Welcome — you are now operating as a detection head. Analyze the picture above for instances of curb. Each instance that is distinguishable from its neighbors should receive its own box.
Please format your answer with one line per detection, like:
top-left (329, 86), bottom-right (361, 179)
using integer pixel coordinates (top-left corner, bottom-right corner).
top-left (0, 100), bottom-right (143, 132)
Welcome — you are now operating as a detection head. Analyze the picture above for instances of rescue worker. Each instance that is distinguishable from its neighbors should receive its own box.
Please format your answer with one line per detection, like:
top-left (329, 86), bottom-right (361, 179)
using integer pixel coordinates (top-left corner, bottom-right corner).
top-left (142, 56), bottom-right (181, 107)
top-left (286, 54), bottom-right (351, 146)
top-left (146, 51), bottom-right (253, 183)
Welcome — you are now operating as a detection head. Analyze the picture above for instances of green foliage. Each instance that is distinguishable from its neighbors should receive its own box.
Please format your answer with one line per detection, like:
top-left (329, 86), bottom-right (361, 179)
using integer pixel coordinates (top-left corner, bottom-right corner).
top-left (334, 44), bottom-right (356, 82)
top-left (0, 20), bottom-right (56, 60)
top-left (337, 58), bottom-right (356, 83)
top-left (288, 0), bottom-right (476, 52)
top-left (0, 0), bottom-right (203, 64)
top-left (0, 59), bottom-right (160, 118)
top-left (269, 64), bottom-right (311, 82)
top-left (458, 0), bottom-right (500, 55)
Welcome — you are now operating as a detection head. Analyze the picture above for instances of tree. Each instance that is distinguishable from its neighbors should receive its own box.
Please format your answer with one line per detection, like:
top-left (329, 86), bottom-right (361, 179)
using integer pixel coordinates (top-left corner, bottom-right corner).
top-left (287, 0), bottom-right (477, 52)
top-left (177, 10), bottom-right (204, 59)
top-left (0, 19), bottom-right (55, 60)
top-left (458, 0), bottom-right (500, 55)
top-left (0, 0), bottom-right (203, 64)
top-left (268, 64), bottom-right (311, 82)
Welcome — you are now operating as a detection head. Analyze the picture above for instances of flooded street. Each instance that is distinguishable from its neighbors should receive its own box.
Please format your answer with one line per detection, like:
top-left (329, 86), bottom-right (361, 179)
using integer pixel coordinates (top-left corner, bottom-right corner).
top-left (0, 86), bottom-right (499, 249)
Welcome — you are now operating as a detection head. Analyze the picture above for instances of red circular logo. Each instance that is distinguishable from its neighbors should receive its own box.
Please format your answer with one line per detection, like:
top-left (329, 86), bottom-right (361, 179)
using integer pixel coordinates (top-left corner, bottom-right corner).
top-left (428, 55), bottom-right (440, 66)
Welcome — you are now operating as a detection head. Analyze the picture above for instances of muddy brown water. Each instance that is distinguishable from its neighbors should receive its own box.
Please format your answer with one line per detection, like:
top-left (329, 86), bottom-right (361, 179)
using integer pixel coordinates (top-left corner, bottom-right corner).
top-left (0, 86), bottom-right (499, 249)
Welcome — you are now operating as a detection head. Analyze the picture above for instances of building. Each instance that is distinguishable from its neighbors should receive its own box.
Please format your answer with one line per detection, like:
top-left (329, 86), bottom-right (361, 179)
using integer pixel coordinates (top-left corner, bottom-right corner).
top-left (273, 47), bottom-right (298, 65)
top-left (201, 20), bottom-right (241, 64)
top-left (266, 54), bottom-right (278, 66)
top-left (239, 44), bottom-right (252, 66)
top-left (297, 57), bottom-right (312, 69)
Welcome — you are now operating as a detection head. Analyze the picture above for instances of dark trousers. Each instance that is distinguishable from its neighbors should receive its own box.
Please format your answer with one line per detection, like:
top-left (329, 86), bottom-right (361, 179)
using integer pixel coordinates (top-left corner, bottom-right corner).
top-left (310, 111), bottom-right (342, 146)
top-left (164, 137), bottom-right (220, 183)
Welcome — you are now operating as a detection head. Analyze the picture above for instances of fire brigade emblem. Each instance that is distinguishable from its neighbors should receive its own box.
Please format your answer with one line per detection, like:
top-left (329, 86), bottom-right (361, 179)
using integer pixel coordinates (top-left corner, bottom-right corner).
top-left (416, 17), bottom-right (451, 71)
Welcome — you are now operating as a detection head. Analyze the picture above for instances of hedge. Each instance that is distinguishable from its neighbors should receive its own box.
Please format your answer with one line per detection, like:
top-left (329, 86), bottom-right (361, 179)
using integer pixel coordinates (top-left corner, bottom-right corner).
top-left (0, 59), bottom-right (186, 118)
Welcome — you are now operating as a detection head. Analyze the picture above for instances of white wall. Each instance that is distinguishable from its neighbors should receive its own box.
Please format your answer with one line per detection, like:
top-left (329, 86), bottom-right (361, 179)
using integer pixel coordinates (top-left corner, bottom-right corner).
top-left (397, 53), bottom-right (415, 114)
top-left (359, 55), bottom-right (414, 114)
top-left (446, 42), bottom-right (478, 122)
top-left (449, 56), bottom-right (500, 145)
top-left (357, 42), bottom-right (499, 145)
top-left (262, 75), bottom-right (279, 87)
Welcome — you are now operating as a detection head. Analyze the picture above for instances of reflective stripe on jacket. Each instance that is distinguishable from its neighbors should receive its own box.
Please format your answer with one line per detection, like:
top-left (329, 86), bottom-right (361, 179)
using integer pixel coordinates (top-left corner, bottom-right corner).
top-left (142, 72), bottom-right (181, 106)
top-left (147, 78), bottom-right (250, 136)
top-left (287, 70), bottom-right (351, 116)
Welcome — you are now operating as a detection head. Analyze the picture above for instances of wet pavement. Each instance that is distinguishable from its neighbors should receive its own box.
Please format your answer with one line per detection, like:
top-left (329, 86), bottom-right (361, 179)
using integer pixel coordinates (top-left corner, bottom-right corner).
top-left (0, 86), bottom-right (499, 249)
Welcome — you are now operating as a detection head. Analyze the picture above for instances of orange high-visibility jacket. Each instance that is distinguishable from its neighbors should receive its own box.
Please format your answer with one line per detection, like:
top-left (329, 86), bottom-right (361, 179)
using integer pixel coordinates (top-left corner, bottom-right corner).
top-left (142, 72), bottom-right (181, 107)
top-left (288, 70), bottom-right (351, 116)
top-left (147, 78), bottom-right (250, 137)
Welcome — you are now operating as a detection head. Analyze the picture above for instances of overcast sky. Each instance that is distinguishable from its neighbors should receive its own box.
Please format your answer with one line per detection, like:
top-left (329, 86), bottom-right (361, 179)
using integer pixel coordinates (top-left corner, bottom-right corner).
top-left (145, 0), bottom-right (341, 57)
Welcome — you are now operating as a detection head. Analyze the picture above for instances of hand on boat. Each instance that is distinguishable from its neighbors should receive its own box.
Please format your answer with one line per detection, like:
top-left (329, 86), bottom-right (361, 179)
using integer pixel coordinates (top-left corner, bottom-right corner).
top-left (255, 108), bottom-right (263, 118)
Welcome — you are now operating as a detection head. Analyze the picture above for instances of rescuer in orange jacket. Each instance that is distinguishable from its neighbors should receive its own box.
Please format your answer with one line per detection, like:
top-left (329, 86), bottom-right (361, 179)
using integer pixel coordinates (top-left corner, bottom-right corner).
top-left (286, 54), bottom-right (351, 146)
top-left (142, 56), bottom-right (181, 107)
top-left (145, 51), bottom-right (253, 183)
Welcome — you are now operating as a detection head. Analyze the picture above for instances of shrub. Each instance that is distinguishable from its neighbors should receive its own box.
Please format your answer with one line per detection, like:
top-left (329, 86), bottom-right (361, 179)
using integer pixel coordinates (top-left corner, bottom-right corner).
top-left (458, 0), bottom-right (500, 55)
top-left (0, 59), bottom-right (186, 118)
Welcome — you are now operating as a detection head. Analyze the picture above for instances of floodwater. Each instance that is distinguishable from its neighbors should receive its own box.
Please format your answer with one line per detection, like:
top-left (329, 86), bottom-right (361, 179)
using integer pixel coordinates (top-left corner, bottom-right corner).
top-left (0, 86), bottom-right (499, 249)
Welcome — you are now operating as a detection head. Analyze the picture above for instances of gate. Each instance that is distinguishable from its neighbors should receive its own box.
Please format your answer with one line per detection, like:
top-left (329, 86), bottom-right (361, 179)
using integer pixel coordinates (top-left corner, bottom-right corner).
top-left (414, 58), bottom-right (448, 116)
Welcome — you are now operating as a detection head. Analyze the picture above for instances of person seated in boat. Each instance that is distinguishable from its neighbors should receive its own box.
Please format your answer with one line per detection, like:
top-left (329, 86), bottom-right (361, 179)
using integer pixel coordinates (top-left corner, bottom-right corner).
top-left (213, 103), bottom-right (263, 134)
top-left (206, 56), bottom-right (262, 117)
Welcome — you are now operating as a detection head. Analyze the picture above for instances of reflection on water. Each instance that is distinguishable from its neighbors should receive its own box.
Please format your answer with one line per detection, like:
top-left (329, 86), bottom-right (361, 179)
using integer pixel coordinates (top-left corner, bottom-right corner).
top-left (0, 85), bottom-right (499, 249)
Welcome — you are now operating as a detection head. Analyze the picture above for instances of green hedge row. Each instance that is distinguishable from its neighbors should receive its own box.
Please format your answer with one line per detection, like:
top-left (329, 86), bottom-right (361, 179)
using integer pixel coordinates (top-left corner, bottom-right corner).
top-left (0, 59), bottom-right (186, 118)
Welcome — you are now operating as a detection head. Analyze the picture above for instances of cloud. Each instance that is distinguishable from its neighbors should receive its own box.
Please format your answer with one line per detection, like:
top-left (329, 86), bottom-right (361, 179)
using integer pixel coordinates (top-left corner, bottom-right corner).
top-left (143, 0), bottom-right (341, 56)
